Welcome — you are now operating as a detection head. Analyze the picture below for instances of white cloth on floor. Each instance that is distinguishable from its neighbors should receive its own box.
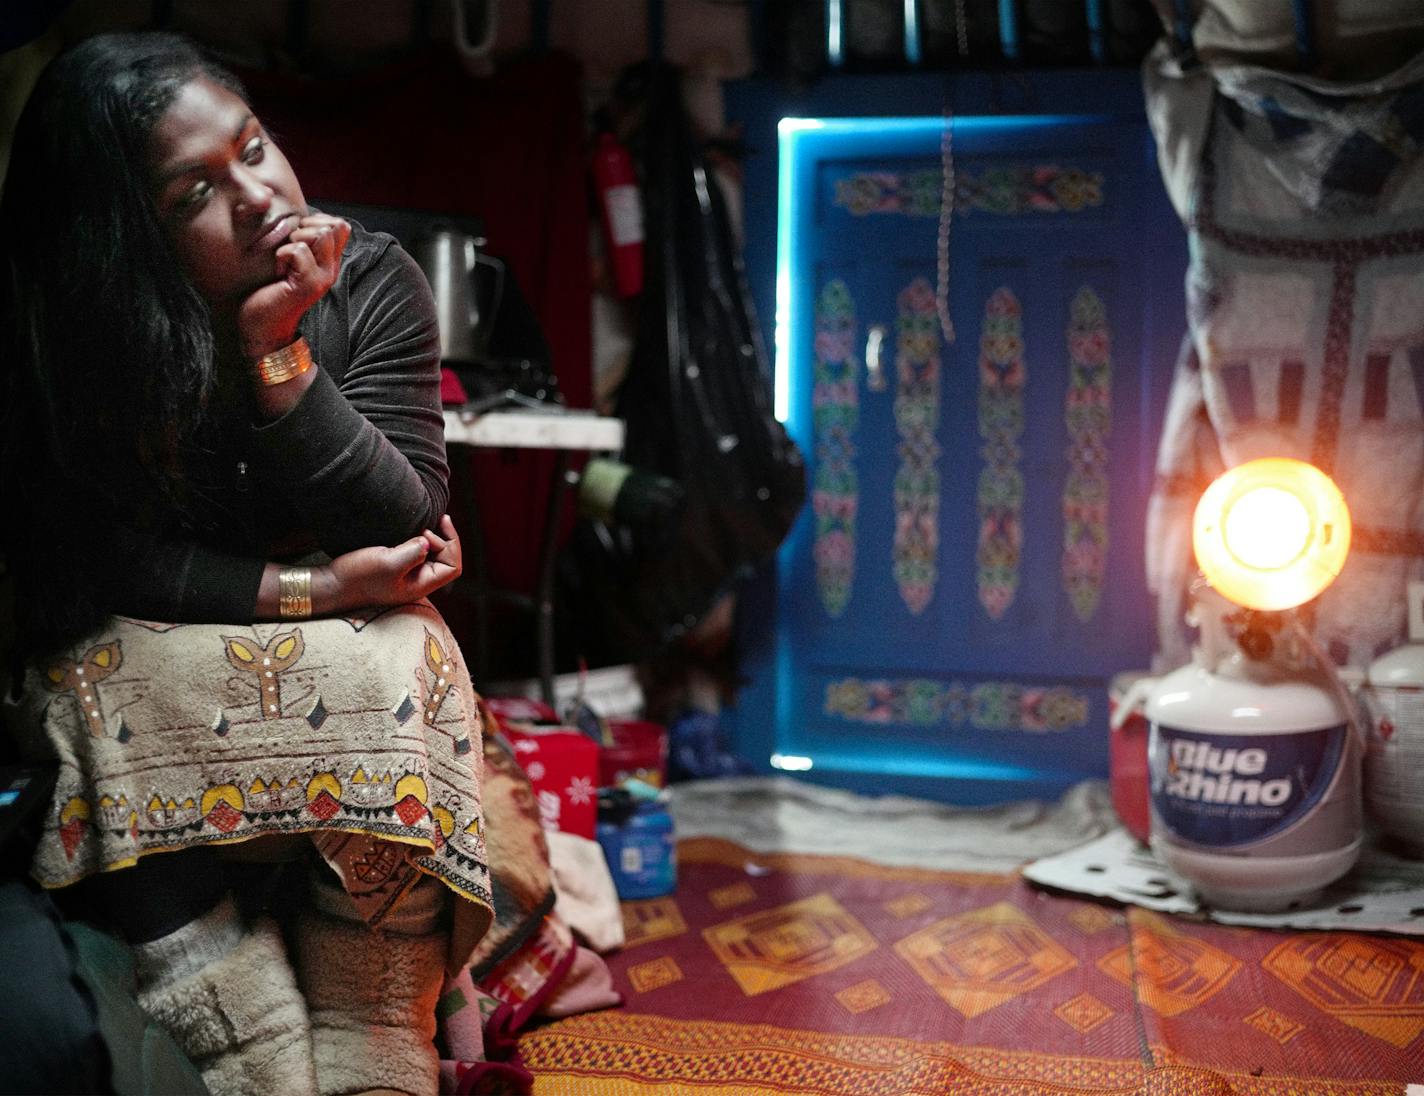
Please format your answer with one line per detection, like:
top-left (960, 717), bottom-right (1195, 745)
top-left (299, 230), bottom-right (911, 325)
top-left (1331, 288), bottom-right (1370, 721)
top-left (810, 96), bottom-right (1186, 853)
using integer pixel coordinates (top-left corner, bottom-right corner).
top-left (668, 777), bottom-right (1118, 874)
top-left (546, 829), bottom-right (625, 953)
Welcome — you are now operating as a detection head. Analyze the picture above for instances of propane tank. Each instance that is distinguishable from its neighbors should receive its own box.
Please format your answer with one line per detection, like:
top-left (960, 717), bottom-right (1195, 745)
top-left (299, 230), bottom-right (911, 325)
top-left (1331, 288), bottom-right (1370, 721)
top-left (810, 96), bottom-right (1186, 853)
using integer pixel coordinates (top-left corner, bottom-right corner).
top-left (1145, 585), bottom-right (1363, 911)
top-left (1361, 580), bottom-right (1424, 856)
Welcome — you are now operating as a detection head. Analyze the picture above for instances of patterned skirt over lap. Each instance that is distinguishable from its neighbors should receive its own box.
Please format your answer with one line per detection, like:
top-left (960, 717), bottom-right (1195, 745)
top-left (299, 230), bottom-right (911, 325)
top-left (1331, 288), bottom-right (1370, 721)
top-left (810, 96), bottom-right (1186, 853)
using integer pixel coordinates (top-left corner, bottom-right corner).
top-left (5, 601), bottom-right (493, 953)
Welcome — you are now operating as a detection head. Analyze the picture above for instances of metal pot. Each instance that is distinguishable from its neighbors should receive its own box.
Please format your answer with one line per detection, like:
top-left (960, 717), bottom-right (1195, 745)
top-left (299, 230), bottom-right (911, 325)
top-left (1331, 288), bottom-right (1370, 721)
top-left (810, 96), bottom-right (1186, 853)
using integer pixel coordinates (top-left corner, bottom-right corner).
top-left (409, 226), bottom-right (501, 365)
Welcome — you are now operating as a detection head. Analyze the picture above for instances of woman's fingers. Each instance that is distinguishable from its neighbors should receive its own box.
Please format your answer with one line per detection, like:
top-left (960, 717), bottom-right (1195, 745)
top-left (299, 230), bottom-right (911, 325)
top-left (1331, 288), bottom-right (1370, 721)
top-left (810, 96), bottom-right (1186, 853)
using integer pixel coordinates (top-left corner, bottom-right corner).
top-left (294, 213), bottom-right (350, 240)
top-left (238, 218), bottom-right (349, 358)
top-left (425, 516), bottom-right (461, 578)
top-left (442, 526), bottom-right (461, 576)
top-left (388, 536), bottom-right (430, 578)
top-left (421, 517), bottom-right (461, 562)
top-left (285, 234), bottom-right (336, 280)
top-left (277, 215), bottom-right (349, 292)
top-left (287, 225), bottom-right (331, 254)
top-left (299, 212), bottom-right (350, 234)
top-left (327, 528), bottom-right (463, 609)
top-left (421, 527), bottom-right (448, 553)
top-left (274, 239), bottom-right (318, 286)
top-left (292, 215), bottom-right (350, 270)
top-left (417, 559), bottom-right (461, 596)
top-left (437, 515), bottom-right (460, 558)
top-left (289, 225), bottom-right (341, 273)
top-left (410, 523), bottom-right (461, 592)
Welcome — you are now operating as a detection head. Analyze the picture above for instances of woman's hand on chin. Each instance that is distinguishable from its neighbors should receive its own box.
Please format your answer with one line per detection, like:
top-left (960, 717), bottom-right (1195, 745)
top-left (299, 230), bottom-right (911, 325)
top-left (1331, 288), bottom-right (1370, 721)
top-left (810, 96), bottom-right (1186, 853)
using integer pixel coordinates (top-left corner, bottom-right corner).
top-left (237, 214), bottom-right (351, 360)
top-left (315, 515), bottom-right (463, 613)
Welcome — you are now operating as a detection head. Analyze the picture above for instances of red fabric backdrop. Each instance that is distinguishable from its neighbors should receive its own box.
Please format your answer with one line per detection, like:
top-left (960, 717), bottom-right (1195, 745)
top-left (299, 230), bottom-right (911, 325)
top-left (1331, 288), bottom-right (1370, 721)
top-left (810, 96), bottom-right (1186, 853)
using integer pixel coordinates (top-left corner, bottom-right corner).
top-left (245, 52), bottom-right (594, 679)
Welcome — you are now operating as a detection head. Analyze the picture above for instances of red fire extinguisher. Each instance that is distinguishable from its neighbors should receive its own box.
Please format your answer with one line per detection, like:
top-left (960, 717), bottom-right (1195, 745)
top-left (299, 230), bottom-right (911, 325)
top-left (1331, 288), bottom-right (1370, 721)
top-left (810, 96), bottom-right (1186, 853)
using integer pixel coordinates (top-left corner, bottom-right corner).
top-left (592, 118), bottom-right (644, 298)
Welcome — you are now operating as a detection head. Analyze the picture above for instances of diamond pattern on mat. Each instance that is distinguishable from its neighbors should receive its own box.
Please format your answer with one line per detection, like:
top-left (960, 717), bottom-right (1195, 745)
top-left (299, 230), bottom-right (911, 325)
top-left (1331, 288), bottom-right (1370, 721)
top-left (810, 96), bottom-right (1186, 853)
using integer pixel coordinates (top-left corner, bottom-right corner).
top-left (835, 979), bottom-right (892, 1015)
top-left (894, 900), bottom-right (1077, 1019)
top-left (1067, 904), bottom-right (1119, 935)
top-left (709, 882), bottom-right (757, 910)
top-left (1053, 991), bottom-right (1114, 1034)
top-left (884, 893), bottom-right (935, 919)
top-left (622, 898), bottom-right (688, 948)
top-left (627, 956), bottom-right (683, 994)
top-left (1243, 1005), bottom-right (1305, 1045)
top-left (1262, 933), bottom-right (1424, 1049)
top-left (704, 892), bottom-right (879, 997)
top-left (1098, 911), bottom-right (1240, 1018)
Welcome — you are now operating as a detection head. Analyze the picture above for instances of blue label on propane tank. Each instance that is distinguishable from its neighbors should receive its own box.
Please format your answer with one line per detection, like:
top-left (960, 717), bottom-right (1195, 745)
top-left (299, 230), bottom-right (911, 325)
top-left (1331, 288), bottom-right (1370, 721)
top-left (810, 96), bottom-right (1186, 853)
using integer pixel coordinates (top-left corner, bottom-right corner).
top-left (1149, 723), bottom-right (1347, 847)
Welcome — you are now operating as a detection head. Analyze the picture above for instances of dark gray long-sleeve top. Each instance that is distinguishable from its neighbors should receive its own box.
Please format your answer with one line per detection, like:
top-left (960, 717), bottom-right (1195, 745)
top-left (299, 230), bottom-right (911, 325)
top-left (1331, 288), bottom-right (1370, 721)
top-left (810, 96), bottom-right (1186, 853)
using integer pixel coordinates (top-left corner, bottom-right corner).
top-left (103, 222), bottom-right (448, 623)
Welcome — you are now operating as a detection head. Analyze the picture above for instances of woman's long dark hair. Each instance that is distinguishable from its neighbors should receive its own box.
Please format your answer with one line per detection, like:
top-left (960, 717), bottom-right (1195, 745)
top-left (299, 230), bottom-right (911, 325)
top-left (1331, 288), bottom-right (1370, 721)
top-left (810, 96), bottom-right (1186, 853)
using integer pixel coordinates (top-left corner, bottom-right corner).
top-left (0, 33), bottom-right (245, 648)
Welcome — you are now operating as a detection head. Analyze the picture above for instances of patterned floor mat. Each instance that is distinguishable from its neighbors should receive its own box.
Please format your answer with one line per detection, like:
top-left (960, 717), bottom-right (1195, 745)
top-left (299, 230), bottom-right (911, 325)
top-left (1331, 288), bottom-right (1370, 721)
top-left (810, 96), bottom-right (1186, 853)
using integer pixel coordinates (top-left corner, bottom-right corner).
top-left (518, 837), bottom-right (1421, 1094)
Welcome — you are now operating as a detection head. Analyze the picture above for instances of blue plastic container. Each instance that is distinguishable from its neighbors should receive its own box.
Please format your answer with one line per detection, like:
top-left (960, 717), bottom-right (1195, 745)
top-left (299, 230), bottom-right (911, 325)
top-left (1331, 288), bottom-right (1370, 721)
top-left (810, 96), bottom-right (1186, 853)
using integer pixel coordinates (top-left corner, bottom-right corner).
top-left (596, 799), bottom-right (676, 900)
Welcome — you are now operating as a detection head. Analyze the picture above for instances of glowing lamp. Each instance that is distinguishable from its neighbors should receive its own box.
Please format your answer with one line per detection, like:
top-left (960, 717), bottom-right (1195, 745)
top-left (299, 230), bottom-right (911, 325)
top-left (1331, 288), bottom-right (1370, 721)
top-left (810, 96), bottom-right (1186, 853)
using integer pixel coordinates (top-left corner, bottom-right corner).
top-left (1125, 456), bottom-right (1365, 913)
top-left (1191, 457), bottom-right (1350, 612)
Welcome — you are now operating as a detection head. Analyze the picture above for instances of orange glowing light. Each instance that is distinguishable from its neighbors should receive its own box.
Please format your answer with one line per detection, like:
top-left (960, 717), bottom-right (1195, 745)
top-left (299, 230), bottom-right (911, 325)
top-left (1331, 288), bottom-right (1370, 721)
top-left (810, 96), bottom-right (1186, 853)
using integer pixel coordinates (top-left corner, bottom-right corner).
top-left (1192, 458), bottom-right (1350, 611)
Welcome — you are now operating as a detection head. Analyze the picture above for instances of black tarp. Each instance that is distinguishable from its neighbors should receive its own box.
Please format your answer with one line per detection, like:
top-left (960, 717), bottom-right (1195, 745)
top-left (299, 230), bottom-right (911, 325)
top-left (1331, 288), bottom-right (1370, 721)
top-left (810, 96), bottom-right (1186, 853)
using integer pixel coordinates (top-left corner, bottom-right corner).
top-left (561, 62), bottom-right (804, 665)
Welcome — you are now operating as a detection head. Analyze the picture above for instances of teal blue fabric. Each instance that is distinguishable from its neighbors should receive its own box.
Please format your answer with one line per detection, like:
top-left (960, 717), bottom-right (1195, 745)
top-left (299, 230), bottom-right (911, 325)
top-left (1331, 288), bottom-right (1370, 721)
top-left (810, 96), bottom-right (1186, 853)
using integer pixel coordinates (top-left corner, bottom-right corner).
top-left (67, 921), bottom-right (211, 1096)
top-left (0, 879), bottom-right (208, 1096)
top-left (0, 879), bottom-right (107, 1094)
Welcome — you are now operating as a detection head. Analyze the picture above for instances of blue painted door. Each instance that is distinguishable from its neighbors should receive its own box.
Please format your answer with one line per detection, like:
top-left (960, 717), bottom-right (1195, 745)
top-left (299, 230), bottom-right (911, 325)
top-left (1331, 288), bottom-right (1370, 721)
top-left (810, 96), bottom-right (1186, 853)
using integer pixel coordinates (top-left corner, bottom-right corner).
top-left (728, 74), bottom-right (1186, 804)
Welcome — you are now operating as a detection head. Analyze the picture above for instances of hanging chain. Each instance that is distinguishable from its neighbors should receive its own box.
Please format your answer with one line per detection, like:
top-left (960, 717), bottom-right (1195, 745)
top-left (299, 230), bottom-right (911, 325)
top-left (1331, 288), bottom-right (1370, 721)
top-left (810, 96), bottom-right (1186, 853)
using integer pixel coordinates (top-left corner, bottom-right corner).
top-left (936, 86), bottom-right (956, 345)
top-left (933, 0), bottom-right (966, 345)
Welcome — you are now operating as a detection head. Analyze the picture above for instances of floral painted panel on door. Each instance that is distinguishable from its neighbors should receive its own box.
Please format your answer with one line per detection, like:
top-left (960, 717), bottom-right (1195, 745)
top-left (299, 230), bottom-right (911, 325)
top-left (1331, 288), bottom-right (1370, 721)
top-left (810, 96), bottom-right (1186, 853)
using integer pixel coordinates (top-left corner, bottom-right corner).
top-left (727, 71), bottom-right (1186, 803)
top-left (812, 279), bottom-right (860, 619)
top-left (893, 278), bottom-right (943, 616)
top-left (976, 286), bottom-right (1027, 621)
top-left (1063, 285), bottom-right (1114, 623)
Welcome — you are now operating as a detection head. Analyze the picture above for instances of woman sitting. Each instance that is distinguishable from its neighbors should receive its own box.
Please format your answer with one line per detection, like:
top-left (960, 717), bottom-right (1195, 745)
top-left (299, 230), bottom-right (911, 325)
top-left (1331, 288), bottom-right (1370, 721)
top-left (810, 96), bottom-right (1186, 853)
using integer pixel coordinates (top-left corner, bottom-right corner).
top-left (1, 31), bottom-right (495, 1096)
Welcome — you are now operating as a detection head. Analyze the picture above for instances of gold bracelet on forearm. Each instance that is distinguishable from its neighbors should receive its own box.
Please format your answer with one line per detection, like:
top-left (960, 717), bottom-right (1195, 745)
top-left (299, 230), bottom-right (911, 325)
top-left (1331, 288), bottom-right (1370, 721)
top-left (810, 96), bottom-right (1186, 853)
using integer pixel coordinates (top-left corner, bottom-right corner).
top-left (277, 567), bottom-right (313, 619)
top-left (255, 337), bottom-right (313, 386)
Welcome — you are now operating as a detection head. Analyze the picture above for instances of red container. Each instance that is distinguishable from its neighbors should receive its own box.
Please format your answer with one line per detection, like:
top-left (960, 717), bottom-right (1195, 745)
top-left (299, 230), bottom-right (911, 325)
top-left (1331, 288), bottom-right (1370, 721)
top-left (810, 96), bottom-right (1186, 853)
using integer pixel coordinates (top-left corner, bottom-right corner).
top-left (485, 696), bottom-right (560, 727)
top-left (1108, 671), bottom-right (1152, 844)
top-left (502, 723), bottom-right (600, 839)
top-left (599, 719), bottom-right (669, 790)
top-left (439, 366), bottom-right (469, 406)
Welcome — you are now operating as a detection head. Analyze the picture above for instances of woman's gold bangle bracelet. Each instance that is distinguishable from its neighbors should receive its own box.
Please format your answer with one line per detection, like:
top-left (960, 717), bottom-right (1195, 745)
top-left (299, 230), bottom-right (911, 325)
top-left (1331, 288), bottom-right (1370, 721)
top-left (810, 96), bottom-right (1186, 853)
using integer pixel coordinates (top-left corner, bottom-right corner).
top-left (255, 337), bottom-right (313, 386)
top-left (277, 567), bottom-right (313, 619)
